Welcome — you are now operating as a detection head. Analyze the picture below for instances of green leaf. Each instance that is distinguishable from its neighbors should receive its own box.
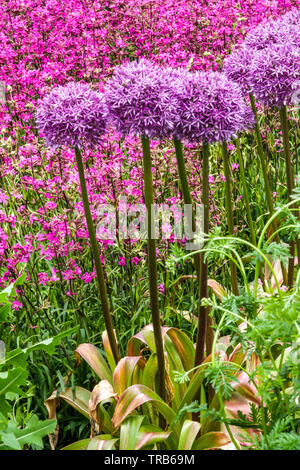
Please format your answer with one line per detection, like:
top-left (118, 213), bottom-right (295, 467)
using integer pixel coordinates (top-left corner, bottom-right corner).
top-left (4, 327), bottom-right (78, 367)
top-left (61, 439), bottom-right (90, 450)
top-left (0, 368), bottom-right (28, 399)
top-left (88, 435), bottom-right (118, 450)
top-left (178, 419), bottom-right (200, 450)
top-left (0, 415), bottom-right (57, 450)
top-left (120, 416), bottom-right (144, 450)
top-left (0, 304), bottom-right (10, 322)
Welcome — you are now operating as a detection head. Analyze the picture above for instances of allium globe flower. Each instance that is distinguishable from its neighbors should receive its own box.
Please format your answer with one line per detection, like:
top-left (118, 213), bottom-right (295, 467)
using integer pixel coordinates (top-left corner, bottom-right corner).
top-left (36, 82), bottom-right (108, 148)
top-left (243, 16), bottom-right (300, 50)
top-left (170, 71), bottom-right (254, 144)
top-left (104, 59), bottom-right (179, 139)
top-left (248, 43), bottom-right (300, 108)
top-left (281, 7), bottom-right (300, 26)
top-left (222, 45), bottom-right (253, 95)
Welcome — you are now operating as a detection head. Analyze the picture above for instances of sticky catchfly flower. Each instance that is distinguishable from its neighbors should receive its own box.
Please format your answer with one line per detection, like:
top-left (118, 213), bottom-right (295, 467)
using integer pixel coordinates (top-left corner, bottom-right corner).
top-left (36, 82), bottom-right (108, 148)
top-left (104, 59), bottom-right (178, 139)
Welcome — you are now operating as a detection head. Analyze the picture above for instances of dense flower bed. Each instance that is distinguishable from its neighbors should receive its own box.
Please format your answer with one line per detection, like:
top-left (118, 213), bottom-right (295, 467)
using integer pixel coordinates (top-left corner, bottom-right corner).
top-left (0, 0), bottom-right (298, 289)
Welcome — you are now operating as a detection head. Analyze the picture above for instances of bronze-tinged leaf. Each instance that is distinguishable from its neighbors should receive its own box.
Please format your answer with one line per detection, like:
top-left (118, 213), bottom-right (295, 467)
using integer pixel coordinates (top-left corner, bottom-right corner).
top-left (193, 432), bottom-right (231, 450)
top-left (164, 352), bottom-right (175, 406)
top-left (75, 343), bottom-right (112, 383)
top-left (113, 356), bottom-right (145, 396)
top-left (89, 380), bottom-right (117, 426)
top-left (135, 426), bottom-right (171, 450)
top-left (112, 384), bottom-right (176, 431)
top-left (228, 343), bottom-right (246, 366)
top-left (102, 330), bottom-right (118, 372)
top-left (44, 390), bottom-right (60, 450)
top-left (207, 279), bottom-right (228, 300)
top-left (45, 386), bottom-right (90, 421)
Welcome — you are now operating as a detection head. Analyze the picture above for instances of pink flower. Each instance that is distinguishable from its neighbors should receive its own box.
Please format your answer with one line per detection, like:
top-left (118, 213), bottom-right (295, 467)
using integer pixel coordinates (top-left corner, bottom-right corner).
top-left (118, 256), bottom-right (126, 266)
top-left (12, 300), bottom-right (22, 310)
top-left (158, 283), bottom-right (165, 294)
top-left (231, 163), bottom-right (239, 171)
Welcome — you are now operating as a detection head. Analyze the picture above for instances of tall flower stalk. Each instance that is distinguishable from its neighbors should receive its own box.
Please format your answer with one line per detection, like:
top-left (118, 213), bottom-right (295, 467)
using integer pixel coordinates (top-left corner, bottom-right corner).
top-left (222, 142), bottom-right (239, 295)
top-left (247, 42), bottom-right (300, 286)
top-left (279, 106), bottom-right (300, 286)
top-left (167, 70), bottom-right (254, 364)
top-left (36, 82), bottom-right (120, 363)
top-left (235, 139), bottom-right (257, 246)
top-left (249, 93), bottom-right (276, 220)
top-left (104, 59), bottom-right (180, 400)
top-left (142, 136), bottom-right (166, 402)
top-left (173, 139), bottom-right (201, 278)
top-left (75, 147), bottom-right (120, 363)
top-left (194, 142), bottom-right (210, 365)
top-left (173, 138), bottom-right (212, 360)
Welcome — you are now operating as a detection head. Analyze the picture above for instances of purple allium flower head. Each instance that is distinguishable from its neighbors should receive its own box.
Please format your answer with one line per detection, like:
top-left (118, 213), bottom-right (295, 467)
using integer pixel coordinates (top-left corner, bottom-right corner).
top-left (169, 71), bottom-right (254, 144)
top-left (222, 45), bottom-right (253, 95)
top-left (281, 7), bottom-right (300, 26)
top-left (248, 43), bottom-right (300, 108)
top-left (244, 15), bottom-right (300, 50)
top-left (36, 82), bottom-right (108, 148)
top-left (104, 59), bottom-right (179, 139)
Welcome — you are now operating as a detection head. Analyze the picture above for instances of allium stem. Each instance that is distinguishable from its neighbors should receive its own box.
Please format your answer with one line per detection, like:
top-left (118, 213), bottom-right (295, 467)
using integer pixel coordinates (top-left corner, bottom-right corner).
top-left (249, 93), bottom-right (275, 219)
top-left (235, 139), bottom-right (257, 246)
top-left (74, 146), bottom-right (120, 364)
top-left (195, 142), bottom-right (210, 367)
top-left (222, 142), bottom-right (239, 296)
top-left (235, 139), bottom-right (265, 287)
top-left (141, 136), bottom-right (166, 402)
top-left (174, 139), bottom-right (213, 357)
top-left (173, 139), bottom-right (201, 278)
top-left (279, 106), bottom-right (299, 287)
top-left (250, 94), bottom-right (288, 286)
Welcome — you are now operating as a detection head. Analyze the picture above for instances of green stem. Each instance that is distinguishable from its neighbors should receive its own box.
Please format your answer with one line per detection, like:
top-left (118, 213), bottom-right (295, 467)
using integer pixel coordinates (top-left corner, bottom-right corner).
top-left (173, 139), bottom-right (213, 356)
top-left (195, 142), bottom-right (210, 366)
top-left (279, 106), bottom-right (299, 287)
top-left (250, 94), bottom-right (288, 287)
top-left (173, 139), bottom-right (201, 278)
top-left (141, 136), bottom-right (166, 402)
top-left (74, 147), bottom-right (120, 364)
top-left (222, 142), bottom-right (239, 295)
top-left (235, 138), bottom-right (257, 246)
top-left (249, 94), bottom-right (275, 218)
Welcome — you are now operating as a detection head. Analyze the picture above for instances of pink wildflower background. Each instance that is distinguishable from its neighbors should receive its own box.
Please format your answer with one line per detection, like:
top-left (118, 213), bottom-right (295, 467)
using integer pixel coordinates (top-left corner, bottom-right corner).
top-left (0, 0), bottom-right (298, 295)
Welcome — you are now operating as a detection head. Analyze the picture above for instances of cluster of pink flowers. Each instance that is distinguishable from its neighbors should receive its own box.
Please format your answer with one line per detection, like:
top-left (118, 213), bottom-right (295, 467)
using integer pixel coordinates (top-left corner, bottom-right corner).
top-left (0, 0), bottom-right (298, 306)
